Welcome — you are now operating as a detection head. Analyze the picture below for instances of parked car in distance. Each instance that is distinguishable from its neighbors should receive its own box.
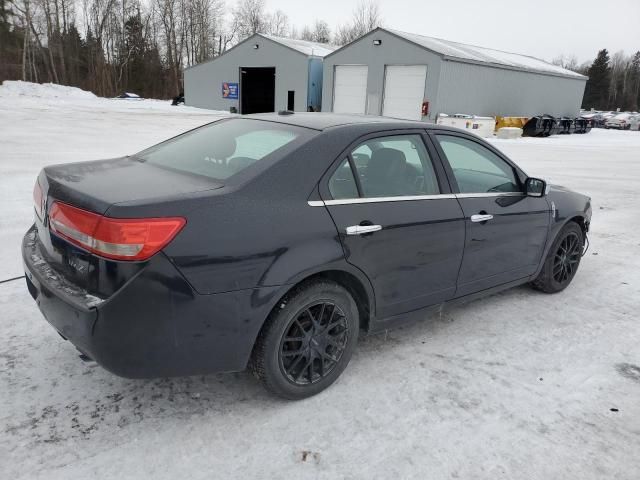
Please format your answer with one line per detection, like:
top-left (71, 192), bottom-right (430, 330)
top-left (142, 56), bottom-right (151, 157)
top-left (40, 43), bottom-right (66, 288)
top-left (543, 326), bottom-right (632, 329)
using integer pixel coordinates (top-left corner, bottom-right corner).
top-left (580, 112), bottom-right (609, 128)
top-left (23, 113), bottom-right (592, 399)
top-left (628, 114), bottom-right (640, 131)
top-left (605, 113), bottom-right (632, 129)
top-left (115, 92), bottom-right (142, 100)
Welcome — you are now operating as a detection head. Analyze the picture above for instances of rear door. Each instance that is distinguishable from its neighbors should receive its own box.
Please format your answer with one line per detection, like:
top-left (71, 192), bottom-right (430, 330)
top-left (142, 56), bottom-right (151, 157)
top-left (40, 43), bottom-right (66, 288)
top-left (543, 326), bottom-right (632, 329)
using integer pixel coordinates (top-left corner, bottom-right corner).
top-left (382, 65), bottom-right (427, 120)
top-left (431, 132), bottom-right (550, 297)
top-left (333, 65), bottom-right (368, 114)
top-left (319, 131), bottom-right (465, 320)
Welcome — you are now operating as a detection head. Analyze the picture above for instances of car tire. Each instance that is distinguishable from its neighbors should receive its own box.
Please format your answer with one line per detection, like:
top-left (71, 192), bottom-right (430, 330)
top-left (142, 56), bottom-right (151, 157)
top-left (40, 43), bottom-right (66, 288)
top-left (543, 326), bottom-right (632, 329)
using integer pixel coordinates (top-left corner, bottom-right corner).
top-left (531, 222), bottom-right (584, 294)
top-left (251, 281), bottom-right (359, 400)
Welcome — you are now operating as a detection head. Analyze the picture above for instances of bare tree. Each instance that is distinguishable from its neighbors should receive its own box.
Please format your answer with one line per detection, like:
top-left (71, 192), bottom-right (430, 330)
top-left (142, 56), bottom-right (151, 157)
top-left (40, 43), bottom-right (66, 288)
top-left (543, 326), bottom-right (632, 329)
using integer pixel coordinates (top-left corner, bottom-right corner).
top-left (608, 50), bottom-right (629, 109)
top-left (295, 19), bottom-right (330, 43)
top-left (311, 19), bottom-right (330, 43)
top-left (334, 0), bottom-right (381, 45)
top-left (232, 0), bottom-right (266, 39)
top-left (551, 54), bottom-right (580, 72)
top-left (297, 24), bottom-right (312, 41)
top-left (266, 9), bottom-right (288, 37)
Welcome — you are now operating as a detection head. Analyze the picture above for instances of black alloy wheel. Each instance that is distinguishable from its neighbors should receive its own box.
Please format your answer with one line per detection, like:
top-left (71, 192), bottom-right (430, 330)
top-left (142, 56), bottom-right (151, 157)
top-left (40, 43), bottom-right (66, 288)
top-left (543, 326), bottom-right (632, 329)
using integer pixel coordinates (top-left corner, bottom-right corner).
top-left (251, 281), bottom-right (359, 399)
top-left (279, 301), bottom-right (349, 385)
top-left (552, 231), bottom-right (582, 284)
top-left (532, 222), bottom-right (584, 293)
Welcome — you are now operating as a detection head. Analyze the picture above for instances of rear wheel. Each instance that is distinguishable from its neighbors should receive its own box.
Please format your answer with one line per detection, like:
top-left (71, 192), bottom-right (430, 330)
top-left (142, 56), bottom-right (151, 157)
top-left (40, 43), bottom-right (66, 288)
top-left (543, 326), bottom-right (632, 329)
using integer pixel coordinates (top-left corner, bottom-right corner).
top-left (531, 222), bottom-right (584, 293)
top-left (251, 281), bottom-right (359, 400)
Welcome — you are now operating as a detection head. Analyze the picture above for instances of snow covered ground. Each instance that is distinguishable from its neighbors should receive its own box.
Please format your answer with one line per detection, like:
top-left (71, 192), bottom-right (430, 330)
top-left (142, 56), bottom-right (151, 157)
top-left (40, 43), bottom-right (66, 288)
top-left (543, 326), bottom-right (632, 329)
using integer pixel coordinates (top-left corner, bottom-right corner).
top-left (0, 81), bottom-right (228, 280)
top-left (1, 83), bottom-right (640, 479)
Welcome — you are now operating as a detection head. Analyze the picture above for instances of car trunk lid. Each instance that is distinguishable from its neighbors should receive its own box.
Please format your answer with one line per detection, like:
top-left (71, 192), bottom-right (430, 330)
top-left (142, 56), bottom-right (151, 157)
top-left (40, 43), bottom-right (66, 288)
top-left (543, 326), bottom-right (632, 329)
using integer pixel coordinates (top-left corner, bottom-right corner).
top-left (43, 156), bottom-right (222, 214)
top-left (33, 157), bottom-right (218, 297)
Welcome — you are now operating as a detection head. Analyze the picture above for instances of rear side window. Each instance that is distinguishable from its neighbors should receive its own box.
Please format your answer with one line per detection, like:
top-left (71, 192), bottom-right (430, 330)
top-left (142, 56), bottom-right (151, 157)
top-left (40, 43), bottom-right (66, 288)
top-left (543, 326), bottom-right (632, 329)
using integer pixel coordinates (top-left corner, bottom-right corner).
top-left (329, 158), bottom-right (359, 200)
top-left (136, 119), bottom-right (307, 180)
top-left (328, 134), bottom-right (440, 199)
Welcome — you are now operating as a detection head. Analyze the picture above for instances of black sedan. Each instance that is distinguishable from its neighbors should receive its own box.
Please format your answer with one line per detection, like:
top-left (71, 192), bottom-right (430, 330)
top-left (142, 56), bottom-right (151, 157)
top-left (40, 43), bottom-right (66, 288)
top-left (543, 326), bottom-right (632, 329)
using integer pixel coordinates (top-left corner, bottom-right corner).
top-left (23, 113), bottom-right (591, 399)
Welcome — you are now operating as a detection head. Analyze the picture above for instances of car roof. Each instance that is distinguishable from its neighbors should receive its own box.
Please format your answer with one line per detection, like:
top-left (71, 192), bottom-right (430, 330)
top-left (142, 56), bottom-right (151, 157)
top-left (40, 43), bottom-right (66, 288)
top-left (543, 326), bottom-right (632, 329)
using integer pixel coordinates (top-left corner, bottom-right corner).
top-left (243, 112), bottom-right (436, 131)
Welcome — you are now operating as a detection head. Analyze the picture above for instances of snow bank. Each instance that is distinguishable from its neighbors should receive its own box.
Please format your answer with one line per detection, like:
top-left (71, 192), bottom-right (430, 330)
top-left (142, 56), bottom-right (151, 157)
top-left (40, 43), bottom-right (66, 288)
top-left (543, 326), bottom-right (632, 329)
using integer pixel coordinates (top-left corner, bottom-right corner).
top-left (0, 80), bottom-right (97, 100)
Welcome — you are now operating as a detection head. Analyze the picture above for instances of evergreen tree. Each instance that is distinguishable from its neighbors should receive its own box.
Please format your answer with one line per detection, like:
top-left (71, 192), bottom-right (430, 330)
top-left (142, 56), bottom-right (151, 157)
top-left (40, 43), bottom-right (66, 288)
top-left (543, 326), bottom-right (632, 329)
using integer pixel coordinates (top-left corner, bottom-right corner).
top-left (582, 49), bottom-right (611, 110)
top-left (0, 0), bottom-right (24, 80)
top-left (62, 24), bottom-right (87, 88)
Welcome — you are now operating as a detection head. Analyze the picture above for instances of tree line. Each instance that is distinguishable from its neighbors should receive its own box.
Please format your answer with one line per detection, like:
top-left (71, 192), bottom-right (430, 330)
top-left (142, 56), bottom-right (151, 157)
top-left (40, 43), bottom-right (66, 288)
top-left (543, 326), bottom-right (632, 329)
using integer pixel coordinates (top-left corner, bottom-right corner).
top-left (0, 0), bottom-right (381, 99)
top-left (1, 0), bottom-right (638, 110)
top-left (553, 50), bottom-right (640, 112)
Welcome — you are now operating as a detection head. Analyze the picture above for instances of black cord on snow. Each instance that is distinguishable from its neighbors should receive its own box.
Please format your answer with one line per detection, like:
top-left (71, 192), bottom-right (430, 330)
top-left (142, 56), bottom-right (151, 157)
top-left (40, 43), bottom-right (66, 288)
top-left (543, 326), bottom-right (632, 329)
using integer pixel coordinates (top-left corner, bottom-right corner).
top-left (582, 234), bottom-right (590, 257)
top-left (0, 275), bottom-right (26, 285)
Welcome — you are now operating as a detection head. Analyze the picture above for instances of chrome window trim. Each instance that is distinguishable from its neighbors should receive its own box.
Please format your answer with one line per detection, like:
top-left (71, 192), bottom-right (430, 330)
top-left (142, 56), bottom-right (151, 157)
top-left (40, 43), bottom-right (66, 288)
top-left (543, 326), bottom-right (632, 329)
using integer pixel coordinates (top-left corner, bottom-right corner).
top-left (322, 194), bottom-right (457, 205)
top-left (307, 192), bottom-right (525, 207)
top-left (455, 192), bottom-right (524, 198)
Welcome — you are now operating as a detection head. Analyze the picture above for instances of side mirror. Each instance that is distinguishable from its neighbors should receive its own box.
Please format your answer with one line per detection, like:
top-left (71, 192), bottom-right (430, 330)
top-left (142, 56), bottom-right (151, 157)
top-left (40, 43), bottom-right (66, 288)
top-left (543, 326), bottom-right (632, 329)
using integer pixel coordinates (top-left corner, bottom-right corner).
top-left (525, 177), bottom-right (547, 197)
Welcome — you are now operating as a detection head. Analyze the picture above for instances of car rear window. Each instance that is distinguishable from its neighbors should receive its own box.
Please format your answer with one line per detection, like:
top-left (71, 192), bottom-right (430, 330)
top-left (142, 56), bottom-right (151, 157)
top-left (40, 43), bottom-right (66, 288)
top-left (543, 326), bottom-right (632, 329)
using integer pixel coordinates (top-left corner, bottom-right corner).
top-left (136, 119), bottom-right (307, 180)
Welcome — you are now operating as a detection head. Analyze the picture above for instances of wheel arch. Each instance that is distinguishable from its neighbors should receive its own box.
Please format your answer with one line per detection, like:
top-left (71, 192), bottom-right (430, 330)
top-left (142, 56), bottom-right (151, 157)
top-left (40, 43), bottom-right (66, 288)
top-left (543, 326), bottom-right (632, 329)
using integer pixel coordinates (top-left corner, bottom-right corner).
top-left (276, 268), bottom-right (373, 331)
top-left (255, 264), bottom-right (375, 340)
top-left (533, 212), bottom-right (588, 280)
top-left (246, 267), bottom-right (375, 370)
top-left (566, 215), bottom-right (588, 240)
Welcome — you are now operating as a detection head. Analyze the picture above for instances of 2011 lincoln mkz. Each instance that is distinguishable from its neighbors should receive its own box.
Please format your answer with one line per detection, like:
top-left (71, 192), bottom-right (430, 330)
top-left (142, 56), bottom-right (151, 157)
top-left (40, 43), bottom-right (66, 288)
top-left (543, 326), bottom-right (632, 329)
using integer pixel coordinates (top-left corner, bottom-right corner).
top-left (22, 113), bottom-right (591, 399)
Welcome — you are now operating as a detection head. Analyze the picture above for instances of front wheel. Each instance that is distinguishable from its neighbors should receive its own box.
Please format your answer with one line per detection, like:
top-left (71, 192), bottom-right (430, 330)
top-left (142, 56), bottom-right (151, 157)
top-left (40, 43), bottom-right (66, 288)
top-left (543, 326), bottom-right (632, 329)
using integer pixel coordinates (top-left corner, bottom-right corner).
top-left (251, 281), bottom-right (359, 400)
top-left (531, 222), bottom-right (584, 293)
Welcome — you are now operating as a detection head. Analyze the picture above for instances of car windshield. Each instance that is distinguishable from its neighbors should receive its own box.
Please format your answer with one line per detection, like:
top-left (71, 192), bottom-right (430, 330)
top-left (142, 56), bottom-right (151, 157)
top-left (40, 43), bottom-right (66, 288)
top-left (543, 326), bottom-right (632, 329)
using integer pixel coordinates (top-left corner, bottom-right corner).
top-left (136, 119), bottom-right (308, 180)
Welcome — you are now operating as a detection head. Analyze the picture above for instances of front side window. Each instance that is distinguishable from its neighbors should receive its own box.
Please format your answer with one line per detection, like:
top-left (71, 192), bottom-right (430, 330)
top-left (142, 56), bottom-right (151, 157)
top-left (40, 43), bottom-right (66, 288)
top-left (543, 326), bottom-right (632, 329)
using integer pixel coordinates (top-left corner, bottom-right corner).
top-left (435, 135), bottom-right (521, 194)
top-left (328, 134), bottom-right (440, 199)
top-left (137, 119), bottom-right (308, 180)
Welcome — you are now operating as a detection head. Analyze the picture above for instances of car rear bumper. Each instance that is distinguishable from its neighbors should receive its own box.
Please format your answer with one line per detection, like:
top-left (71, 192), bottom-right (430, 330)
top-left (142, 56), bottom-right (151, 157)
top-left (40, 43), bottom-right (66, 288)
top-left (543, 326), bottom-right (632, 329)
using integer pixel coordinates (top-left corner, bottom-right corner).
top-left (23, 225), bottom-right (283, 378)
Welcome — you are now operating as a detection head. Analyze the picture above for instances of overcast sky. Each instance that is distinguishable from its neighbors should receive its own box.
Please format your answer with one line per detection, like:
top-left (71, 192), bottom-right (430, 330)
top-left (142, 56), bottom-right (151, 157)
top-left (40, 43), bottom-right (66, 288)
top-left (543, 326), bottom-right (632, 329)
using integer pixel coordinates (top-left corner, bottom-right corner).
top-left (265, 0), bottom-right (640, 64)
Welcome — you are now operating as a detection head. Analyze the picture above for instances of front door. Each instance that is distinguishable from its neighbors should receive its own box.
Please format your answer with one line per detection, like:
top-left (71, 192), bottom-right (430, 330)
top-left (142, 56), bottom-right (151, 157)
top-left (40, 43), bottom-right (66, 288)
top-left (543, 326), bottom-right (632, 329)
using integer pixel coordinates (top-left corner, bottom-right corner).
top-left (321, 132), bottom-right (466, 319)
top-left (432, 132), bottom-right (550, 297)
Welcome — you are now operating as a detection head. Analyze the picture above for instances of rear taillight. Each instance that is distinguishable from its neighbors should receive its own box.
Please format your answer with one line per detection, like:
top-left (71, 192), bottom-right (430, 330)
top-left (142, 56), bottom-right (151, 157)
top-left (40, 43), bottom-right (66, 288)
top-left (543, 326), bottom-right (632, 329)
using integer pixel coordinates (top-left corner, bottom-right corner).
top-left (33, 180), bottom-right (44, 220)
top-left (48, 201), bottom-right (186, 261)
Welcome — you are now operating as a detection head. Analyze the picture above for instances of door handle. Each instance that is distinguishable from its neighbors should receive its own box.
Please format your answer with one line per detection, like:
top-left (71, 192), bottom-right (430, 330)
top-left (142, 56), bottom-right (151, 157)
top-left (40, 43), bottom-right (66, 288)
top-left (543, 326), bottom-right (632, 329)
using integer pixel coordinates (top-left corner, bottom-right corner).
top-left (470, 214), bottom-right (494, 223)
top-left (346, 224), bottom-right (382, 235)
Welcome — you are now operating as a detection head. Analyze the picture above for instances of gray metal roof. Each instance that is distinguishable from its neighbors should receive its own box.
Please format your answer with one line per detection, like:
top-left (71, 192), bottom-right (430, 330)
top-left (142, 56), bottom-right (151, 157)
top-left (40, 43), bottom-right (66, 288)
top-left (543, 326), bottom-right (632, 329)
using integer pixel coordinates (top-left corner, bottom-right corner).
top-left (259, 34), bottom-right (338, 58)
top-left (185, 33), bottom-right (337, 71)
top-left (330, 28), bottom-right (586, 80)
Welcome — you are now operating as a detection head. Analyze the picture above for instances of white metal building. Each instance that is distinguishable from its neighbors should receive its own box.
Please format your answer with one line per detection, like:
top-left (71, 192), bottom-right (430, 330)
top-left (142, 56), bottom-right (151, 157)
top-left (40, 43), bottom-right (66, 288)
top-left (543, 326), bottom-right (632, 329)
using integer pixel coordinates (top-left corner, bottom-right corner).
top-left (184, 34), bottom-right (337, 113)
top-left (322, 28), bottom-right (588, 121)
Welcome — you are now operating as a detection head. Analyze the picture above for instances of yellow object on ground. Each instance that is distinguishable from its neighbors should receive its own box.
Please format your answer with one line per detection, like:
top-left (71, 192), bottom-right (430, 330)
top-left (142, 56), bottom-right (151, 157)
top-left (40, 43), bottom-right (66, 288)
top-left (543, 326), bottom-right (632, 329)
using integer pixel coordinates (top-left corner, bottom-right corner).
top-left (495, 116), bottom-right (529, 130)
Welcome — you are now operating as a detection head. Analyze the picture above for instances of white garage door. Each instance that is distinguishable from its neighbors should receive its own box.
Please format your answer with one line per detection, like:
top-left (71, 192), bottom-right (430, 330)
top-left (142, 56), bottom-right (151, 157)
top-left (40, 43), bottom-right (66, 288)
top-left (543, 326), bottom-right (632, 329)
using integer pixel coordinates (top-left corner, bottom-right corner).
top-left (382, 65), bottom-right (427, 120)
top-left (333, 65), bottom-right (368, 114)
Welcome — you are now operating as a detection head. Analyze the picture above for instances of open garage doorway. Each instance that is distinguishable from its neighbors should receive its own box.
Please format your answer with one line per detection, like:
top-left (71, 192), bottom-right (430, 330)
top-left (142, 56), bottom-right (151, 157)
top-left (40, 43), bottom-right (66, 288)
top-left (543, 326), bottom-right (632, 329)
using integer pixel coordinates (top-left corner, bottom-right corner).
top-left (240, 67), bottom-right (275, 114)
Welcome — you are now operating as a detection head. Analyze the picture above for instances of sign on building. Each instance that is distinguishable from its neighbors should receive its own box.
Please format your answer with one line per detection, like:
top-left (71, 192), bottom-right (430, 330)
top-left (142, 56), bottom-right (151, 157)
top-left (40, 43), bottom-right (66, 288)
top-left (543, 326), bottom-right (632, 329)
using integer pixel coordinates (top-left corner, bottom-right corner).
top-left (222, 82), bottom-right (238, 99)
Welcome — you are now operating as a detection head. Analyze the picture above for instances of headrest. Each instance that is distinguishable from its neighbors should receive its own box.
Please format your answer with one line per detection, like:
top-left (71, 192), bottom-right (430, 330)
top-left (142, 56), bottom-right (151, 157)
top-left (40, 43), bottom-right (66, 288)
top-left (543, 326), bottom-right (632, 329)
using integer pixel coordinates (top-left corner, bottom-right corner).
top-left (367, 148), bottom-right (407, 182)
top-left (228, 156), bottom-right (255, 173)
top-left (217, 137), bottom-right (237, 159)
